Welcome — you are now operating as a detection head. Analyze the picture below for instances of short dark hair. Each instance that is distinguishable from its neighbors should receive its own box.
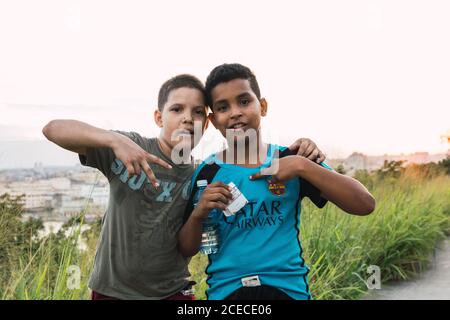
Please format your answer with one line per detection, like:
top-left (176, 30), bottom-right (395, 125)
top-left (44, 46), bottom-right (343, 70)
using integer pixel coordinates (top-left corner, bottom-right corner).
top-left (158, 74), bottom-right (206, 111)
top-left (205, 63), bottom-right (261, 108)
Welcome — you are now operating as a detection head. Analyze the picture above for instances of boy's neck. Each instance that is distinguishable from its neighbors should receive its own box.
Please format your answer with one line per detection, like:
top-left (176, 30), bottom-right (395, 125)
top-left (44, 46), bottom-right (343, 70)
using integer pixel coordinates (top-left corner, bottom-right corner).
top-left (157, 136), bottom-right (191, 165)
top-left (157, 137), bottom-right (173, 160)
top-left (221, 135), bottom-right (268, 168)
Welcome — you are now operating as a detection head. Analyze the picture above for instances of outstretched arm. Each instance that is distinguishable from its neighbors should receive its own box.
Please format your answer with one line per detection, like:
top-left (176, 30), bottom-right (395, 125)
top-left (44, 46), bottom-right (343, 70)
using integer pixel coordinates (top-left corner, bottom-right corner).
top-left (43, 119), bottom-right (117, 155)
top-left (42, 119), bottom-right (171, 186)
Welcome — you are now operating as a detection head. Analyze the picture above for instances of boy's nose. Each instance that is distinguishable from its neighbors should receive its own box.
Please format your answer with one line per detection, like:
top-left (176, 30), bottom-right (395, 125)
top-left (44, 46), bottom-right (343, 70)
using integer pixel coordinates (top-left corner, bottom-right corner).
top-left (182, 111), bottom-right (193, 123)
top-left (230, 104), bottom-right (243, 119)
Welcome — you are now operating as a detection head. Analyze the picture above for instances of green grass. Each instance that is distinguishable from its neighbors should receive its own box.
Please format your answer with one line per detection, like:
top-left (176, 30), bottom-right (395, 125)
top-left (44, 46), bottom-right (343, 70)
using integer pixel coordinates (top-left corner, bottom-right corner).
top-left (1, 172), bottom-right (449, 300)
top-left (0, 189), bottom-right (97, 300)
top-left (301, 175), bottom-right (450, 299)
top-left (0, 216), bottom-right (95, 300)
top-left (190, 174), bottom-right (450, 300)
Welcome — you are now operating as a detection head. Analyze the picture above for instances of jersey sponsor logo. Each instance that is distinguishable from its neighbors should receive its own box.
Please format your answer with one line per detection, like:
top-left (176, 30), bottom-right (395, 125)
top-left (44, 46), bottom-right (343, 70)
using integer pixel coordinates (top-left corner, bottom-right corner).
top-left (224, 200), bottom-right (284, 229)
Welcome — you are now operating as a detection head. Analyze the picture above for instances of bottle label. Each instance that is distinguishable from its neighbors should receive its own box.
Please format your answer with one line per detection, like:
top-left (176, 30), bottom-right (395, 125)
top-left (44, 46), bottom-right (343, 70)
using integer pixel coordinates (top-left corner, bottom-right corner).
top-left (224, 182), bottom-right (248, 217)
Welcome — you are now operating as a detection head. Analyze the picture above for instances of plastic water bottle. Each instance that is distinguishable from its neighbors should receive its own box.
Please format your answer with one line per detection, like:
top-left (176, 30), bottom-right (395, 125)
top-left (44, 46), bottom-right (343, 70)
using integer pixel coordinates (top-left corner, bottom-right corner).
top-left (194, 180), bottom-right (220, 255)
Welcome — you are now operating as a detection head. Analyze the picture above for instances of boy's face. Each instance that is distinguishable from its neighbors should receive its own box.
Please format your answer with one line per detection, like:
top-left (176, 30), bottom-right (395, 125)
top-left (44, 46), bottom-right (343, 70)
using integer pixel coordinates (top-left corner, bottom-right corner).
top-left (208, 78), bottom-right (267, 142)
top-left (154, 87), bottom-right (208, 151)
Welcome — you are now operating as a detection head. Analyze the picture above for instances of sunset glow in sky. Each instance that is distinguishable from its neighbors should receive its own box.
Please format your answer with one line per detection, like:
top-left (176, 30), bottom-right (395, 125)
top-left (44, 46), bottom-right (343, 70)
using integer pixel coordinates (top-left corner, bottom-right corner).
top-left (0, 0), bottom-right (449, 160)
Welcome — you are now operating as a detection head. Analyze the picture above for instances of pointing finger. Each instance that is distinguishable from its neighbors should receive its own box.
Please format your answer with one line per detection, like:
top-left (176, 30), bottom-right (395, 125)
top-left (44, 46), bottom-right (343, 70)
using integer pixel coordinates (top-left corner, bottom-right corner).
top-left (133, 161), bottom-right (141, 176)
top-left (147, 153), bottom-right (172, 169)
top-left (140, 161), bottom-right (159, 187)
top-left (125, 163), bottom-right (135, 178)
top-left (249, 167), bottom-right (273, 180)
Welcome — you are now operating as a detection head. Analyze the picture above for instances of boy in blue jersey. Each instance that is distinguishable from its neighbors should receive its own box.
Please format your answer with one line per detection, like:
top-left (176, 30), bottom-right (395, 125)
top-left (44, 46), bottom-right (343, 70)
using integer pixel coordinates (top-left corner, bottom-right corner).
top-left (178, 63), bottom-right (376, 300)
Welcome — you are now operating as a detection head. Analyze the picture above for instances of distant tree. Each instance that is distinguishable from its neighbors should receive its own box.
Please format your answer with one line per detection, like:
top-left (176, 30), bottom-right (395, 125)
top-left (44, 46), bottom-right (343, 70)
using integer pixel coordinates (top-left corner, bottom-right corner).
top-left (0, 193), bottom-right (44, 283)
top-left (15, 217), bottom-right (44, 246)
top-left (62, 215), bottom-right (84, 229)
top-left (438, 156), bottom-right (450, 175)
top-left (336, 164), bottom-right (346, 174)
top-left (0, 193), bottom-right (24, 214)
top-left (409, 162), bottom-right (444, 179)
top-left (376, 160), bottom-right (406, 180)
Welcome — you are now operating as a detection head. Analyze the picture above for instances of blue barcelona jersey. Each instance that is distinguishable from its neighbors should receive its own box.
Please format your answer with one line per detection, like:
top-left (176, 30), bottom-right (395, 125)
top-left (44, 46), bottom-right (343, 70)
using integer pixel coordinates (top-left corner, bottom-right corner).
top-left (185, 144), bottom-right (332, 300)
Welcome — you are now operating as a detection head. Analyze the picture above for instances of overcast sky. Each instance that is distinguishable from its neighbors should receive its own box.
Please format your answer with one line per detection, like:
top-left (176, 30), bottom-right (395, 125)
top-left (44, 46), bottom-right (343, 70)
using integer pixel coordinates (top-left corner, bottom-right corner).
top-left (0, 0), bottom-right (449, 165)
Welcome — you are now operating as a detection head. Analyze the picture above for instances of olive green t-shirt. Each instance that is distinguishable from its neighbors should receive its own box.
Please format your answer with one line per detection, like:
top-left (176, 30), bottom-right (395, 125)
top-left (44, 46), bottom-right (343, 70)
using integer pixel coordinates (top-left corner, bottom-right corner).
top-left (79, 131), bottom-right (194, 299)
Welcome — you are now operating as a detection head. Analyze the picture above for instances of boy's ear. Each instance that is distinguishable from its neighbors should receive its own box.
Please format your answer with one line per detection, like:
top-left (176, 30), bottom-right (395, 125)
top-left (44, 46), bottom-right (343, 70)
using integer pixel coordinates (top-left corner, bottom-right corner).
top-left (154, 109), bottom-right (163, 128)
top-left (260, 98), bottom-right (268, 117)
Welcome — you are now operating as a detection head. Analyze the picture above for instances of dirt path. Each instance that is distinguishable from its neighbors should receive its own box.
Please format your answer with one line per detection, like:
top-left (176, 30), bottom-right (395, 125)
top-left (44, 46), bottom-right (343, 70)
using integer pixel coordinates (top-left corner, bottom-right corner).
top-left (364, 238), bottom-right (450, 300)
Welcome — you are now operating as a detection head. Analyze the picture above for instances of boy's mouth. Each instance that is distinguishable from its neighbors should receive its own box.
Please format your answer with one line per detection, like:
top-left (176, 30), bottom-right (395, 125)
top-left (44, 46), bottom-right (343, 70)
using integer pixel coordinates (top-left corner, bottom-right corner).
top-left (180, 128), bottom-right (194, 135)
top-left (228, 122), bottom-right (247, 130)
top-left (173, 128), bottom-right (195, 140)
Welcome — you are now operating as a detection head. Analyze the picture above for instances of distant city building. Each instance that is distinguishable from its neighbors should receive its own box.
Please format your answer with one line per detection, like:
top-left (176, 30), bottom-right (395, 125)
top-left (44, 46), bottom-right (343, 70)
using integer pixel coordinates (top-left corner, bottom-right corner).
top-left (339, 151), bottom-right (447, 175)
top-left (0, 166), bottom-right (108, 222)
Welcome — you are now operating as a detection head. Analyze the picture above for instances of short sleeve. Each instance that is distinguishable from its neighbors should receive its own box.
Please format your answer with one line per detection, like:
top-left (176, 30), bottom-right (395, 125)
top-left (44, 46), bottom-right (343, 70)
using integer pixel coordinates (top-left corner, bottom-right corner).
top-left (300, 162), bottom-right (333, 208)
top-left (79, 147), bottom-right (115, 180)
top-left (300, 178), bottom-right (327, 208)
top-left (78, 130), bottom-right (145, 181)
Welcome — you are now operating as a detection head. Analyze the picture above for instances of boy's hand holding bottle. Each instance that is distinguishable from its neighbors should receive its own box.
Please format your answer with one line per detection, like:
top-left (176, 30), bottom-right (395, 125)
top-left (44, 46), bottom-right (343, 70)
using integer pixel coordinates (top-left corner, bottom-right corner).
top-left (192, 182), bottom-right (233, 221)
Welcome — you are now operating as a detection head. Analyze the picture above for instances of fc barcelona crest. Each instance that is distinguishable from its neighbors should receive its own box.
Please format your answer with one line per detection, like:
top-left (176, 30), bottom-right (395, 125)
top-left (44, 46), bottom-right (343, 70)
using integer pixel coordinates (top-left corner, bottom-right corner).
top-left (267, 177), bottom-right (285, 196)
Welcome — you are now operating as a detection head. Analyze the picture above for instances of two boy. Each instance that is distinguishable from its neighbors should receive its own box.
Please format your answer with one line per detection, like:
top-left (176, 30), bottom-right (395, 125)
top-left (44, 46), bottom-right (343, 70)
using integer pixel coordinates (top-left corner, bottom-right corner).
top-left (178, 64), bottom-right (376, 300)
top-left (43, 73), bottom-right (325, 299)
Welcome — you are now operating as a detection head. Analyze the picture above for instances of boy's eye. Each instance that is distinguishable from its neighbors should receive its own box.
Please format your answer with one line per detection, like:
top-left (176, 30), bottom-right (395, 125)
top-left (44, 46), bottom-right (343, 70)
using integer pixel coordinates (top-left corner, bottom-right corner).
top-left (171, 107), bottom-right (181, 113)
top-left (240, 99), bottom-right (250, 106)
top-left (216, 105), bottom-right (227, 112)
